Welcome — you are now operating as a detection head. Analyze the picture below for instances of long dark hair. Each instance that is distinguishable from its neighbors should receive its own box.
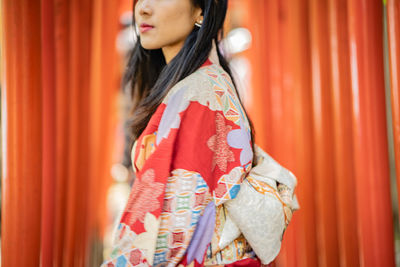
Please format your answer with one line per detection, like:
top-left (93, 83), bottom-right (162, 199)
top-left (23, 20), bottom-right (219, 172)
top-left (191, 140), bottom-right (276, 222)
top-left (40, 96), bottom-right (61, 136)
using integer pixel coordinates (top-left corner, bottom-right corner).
top-left (124, 0), bottom-right (257, 166)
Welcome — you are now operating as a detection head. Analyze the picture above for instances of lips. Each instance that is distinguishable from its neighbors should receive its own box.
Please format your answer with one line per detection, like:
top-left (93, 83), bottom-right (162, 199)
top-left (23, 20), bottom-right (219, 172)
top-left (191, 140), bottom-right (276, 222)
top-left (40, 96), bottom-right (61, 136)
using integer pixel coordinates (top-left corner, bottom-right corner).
top-left (139, 23), bottom-right (154, 33)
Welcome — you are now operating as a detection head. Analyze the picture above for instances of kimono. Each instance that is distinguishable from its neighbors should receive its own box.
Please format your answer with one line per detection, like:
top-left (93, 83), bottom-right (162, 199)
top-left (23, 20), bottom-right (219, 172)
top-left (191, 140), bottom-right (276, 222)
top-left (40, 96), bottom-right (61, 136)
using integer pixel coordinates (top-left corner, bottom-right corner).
top-left (101, 43), bottom-right (298, 267)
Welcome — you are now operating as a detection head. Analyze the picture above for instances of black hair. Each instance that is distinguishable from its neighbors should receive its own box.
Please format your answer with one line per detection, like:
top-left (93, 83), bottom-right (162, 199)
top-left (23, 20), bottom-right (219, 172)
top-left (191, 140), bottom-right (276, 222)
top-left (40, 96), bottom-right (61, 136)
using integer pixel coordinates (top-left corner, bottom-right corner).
top-left (123, 0), bottom-right (257, 167)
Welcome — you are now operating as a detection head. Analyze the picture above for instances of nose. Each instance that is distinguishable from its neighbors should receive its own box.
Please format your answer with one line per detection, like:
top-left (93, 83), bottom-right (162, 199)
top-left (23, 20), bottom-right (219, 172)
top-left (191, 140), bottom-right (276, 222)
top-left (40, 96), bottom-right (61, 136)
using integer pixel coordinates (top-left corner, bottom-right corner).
top-left (136, 0), bottom-right (153, 16)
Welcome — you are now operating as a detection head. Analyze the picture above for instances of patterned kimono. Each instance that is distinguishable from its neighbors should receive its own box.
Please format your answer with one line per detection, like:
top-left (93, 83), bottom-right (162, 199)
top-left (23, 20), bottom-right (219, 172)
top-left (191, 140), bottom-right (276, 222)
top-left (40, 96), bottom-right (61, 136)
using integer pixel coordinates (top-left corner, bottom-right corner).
top-left (101, 46), bottom-right (264, 267)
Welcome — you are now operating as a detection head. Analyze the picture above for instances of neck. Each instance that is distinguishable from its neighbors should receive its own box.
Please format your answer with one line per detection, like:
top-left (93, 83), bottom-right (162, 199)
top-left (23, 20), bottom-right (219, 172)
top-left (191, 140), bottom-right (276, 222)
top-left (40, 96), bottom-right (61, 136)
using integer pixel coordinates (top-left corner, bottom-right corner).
top-left (162, 41), bottom-right (185, 64)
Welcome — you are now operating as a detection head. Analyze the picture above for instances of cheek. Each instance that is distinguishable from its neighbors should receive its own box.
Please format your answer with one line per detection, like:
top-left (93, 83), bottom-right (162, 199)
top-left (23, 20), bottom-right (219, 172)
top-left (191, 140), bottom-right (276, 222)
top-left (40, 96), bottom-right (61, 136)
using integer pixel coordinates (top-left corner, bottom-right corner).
top-left (158, 10), bottom-right (194, 39)
top-left (163, 5), bottom-right (192, 24)
top-left (169, 3), bottom-right (194, 25)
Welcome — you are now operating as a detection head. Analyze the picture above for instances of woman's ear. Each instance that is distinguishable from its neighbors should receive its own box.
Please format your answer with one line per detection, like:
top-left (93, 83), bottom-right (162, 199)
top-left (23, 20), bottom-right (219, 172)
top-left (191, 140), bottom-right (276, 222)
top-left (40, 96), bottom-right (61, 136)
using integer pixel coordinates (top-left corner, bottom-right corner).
top-left (193, 7), bottom-right (203, 24)
top-left (196, 15), bottom-right (204, 24)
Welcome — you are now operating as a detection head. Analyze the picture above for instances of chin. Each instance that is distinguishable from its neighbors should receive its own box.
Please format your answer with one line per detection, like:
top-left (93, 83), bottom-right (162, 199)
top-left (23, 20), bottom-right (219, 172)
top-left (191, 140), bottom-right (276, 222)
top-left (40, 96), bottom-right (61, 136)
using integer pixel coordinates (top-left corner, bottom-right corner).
top-left (140, 40), bottom-right (161, 50)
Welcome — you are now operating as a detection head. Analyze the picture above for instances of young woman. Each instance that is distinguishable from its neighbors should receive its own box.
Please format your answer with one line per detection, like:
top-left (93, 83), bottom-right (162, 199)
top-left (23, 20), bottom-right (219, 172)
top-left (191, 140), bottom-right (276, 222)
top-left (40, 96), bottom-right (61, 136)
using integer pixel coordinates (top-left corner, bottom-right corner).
top-left (101, 0), bottom-right (299, 266)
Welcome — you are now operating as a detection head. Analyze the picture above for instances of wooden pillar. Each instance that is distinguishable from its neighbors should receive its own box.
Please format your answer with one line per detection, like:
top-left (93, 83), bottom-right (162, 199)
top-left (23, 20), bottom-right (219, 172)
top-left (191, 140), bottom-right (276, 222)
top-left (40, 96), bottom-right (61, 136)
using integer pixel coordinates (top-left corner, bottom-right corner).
top-left (87, 0), bottom-right (121, 265)
top-left (308, 0), bottom-right (340, 265)
top-left (240, 0), bottom-right (395, 266)
top-left (1, 0), bottom-right (121, 266)
top-left (1, 0), bottom-right (43, 266)
top-left (276, 1), bottom-right (317, 266)
top-left (327, 0), bottom-right (360, 266)
top-left (347, 0), bottom-right (395, 265)
top-left (41, 0), bottom-right (57, 265)
top-left (53, 0), bottom-right (72, 265)
top-left (387, 0), bottom-right (400, 222)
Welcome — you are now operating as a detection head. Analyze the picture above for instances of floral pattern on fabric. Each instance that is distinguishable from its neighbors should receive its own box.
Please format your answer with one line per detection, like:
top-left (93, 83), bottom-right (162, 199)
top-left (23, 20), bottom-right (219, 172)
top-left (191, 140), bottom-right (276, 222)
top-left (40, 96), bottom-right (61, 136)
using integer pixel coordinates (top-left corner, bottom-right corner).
top-left (156, 85), bottom-right (190, 145)
top-left (120, 168), bottom-right (164, 225)
top-left (101, 58), bottom-right (259, 267)
top-left (206, 113), bottom-right (235, 172)
top-left (227, 119), bottom-right (253, 166)
top-left (132, 213), bottom-right (160, 265)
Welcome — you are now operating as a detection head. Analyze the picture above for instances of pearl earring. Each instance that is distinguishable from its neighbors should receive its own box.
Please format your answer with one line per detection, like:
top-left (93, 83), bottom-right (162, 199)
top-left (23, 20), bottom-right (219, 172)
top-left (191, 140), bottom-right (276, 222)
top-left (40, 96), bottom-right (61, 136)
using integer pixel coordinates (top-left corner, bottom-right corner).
top-left (195, 20), bottom-right (203, 27)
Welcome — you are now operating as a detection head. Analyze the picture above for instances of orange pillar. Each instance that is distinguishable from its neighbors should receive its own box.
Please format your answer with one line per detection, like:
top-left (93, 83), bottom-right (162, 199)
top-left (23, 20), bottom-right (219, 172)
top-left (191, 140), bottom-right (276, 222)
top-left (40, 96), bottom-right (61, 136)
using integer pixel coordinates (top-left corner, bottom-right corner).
top-left (87, 0), bottom-right (121, 265)
top-left (328, 0), bottom-right (360, 266)
top-left (268, 1), bottom-right (317, 266)
top-left (1, 0), bottom-right (43, 266)
top-left (387, 0), bottom-right (400, 218)
top-left (348, 0), bottom-right (395, 265)
top-left (2, 0), bottom-right (122, 266)
top-left (278, 2), bottom-right (317, 266)
top-left (53, 0), bottom-right (72, 265)
top-left (241, 0), bottom-right (269, 150)
top-left (41, 0), bottom-right (57, 266)
top-left (308, 0), bottom-right (340, 266)
top-left (63, 0), bottom-right (94, 265)
top-left (240, 0), bottom-right (395, 266)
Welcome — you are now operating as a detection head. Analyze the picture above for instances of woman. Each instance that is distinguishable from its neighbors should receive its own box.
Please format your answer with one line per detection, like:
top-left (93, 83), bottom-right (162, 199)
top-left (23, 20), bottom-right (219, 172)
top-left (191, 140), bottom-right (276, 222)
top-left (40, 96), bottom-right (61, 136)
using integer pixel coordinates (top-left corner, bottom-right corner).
top-left (101, 0), bottom-right (299, 266)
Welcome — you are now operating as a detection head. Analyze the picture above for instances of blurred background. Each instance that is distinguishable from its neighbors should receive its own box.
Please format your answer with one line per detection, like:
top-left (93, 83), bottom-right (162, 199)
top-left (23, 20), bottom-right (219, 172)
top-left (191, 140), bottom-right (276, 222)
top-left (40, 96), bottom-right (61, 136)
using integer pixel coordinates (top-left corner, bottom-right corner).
top-left (1, 0), bottom-right (400, 266)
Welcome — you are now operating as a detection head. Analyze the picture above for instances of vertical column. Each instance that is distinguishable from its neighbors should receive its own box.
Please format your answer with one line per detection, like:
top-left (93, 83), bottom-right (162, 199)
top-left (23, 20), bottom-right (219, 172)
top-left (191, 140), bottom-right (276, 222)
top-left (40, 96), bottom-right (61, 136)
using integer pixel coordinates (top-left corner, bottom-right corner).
top-left (328, 0), bottom-right (360, 266)
top-left (241, 0), bottom-right (270, 150)
top-left (308, 0), bottom-right (340, 266)
top-left (347, 0), bottom-right (395, 265)
top-left (41, 0), bottom-right (57, 265)
top-left (1, 0), bottom-right (122, 266)
top-left (387, 0), bottom-right (400, 220)
top-left (53, 0), bottom-right (71, 265)
top-left (1, 0), bottom-right (43, 266)
top-left (63, 0), bottom-right (93, 265)
top-left (277, 0), bottom-right (317, 266)
top-left (87, 0), bottom-right (121, 265)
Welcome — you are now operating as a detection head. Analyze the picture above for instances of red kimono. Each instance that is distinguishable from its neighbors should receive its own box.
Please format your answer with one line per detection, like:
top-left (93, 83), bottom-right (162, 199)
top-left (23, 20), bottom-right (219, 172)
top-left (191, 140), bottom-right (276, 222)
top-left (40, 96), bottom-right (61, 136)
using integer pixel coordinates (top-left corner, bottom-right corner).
top-left (101, 48), bottom-right (266, 266)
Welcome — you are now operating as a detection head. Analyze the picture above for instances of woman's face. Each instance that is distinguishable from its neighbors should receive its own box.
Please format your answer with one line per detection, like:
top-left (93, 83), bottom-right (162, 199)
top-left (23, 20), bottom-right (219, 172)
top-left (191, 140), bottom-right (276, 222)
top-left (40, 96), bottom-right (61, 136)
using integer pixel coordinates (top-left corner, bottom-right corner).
top-left (134, 0), bottom-right (203, 62)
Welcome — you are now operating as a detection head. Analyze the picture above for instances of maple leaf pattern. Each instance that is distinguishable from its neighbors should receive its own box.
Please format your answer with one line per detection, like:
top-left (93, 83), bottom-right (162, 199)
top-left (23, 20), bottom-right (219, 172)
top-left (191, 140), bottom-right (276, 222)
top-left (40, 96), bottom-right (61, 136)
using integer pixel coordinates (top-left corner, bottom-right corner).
top-left (123, 168), bottom-right (164, 225)
top-left (207, 113), bottom-right (235, 172)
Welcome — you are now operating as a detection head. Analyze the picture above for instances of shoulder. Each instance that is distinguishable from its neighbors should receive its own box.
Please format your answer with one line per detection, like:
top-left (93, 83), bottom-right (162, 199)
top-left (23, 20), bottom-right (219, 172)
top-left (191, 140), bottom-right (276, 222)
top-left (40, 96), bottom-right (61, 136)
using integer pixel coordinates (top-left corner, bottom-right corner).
top-left (161, 63), bottom-right (221, 111)
top-left (161, 62), bottom-right (250, 130)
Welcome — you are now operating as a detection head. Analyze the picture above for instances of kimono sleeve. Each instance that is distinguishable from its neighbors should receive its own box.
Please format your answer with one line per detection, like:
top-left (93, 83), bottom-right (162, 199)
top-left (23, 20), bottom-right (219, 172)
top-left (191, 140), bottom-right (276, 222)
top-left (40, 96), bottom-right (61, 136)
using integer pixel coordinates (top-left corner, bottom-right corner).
top-left (151, 85), bottom-right (254, 266)
top-left (100, 83), bottom-right (254, 267)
